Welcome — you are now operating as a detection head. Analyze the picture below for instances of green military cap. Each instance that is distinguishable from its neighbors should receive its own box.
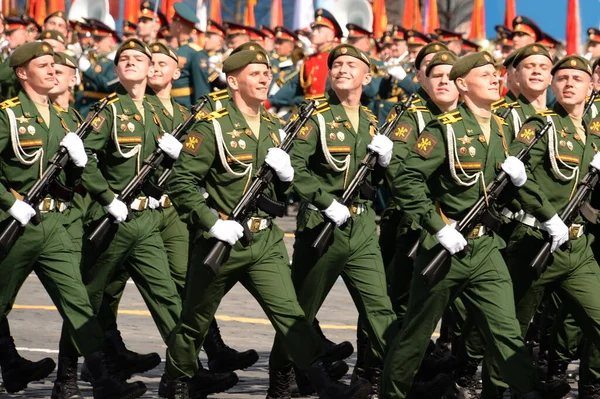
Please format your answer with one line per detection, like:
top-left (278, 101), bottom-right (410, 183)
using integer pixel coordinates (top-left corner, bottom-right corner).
top-left (114, 38), bottom-right (153, 65)
top-left (173, 2), bottom-right (199, 26)
top-left (512, 43), bottom-right (551, 67)
top-left (551, 55), bottom-right (592, 76)
top-left (230, 42), bottom-right (266, 55)
top-left (53, 51), bottom-right (77, 69)
top-left (223, 49), bottom-right (271, 74)
top-left (36, 29), bottom-right (66, 45)
top-left (593, 57), bottom-right (600, 73)
top-left (449, 51), bottom-right (495, 80)
top-left (149, 42), bottom-right (178, 63)
top-left (425, 51), bottom-right (458, 77)
top-left (502, 48), bottom-right (521, 68)
top-left (414, 41), bottom-right (448, 70)
top-left (327, 43), bottom-right (370, 69)
top-left (9, 41), bottom-right (54, 68)
top-left (44, 11), bottom-right (67, 24)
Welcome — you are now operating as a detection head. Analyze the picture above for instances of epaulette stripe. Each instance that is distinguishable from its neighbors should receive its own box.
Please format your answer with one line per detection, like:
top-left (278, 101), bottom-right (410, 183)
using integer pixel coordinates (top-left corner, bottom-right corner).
top-left (0, 96), bottom-right (20, 109)
top-left (106, 92), bottom-right (119, 105)
top-left (536, 110), bottom-right (557, 116)
top-left (314, 106), bottom-right (331, 115)
top-left (204, 108), bottom-right (229, 120)
top-left (409, 106), bottom-right (429, 112)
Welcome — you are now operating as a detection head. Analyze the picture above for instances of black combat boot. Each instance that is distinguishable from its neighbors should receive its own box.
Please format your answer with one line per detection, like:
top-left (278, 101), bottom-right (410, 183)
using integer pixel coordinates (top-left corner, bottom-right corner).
top-left (159, 361), bottom-right (238, 398)
top-left (164, 376), bottom-right (192, 399)
top-left (454, 358), bottom-right (480, 399)
top-left (313, 318), bottom-right (354, 361)
top-left (520, 380), bottom-right (572, 399)
top-left (579, 382), bottom-right (600, 399)
top-left (351, 333), bottom-right (369, 384)
top-left (0, 335), bottom-right (56, 393)
top-left (267, 365), bottom-right (294, 399)
top-left (547, 358), bottom-right (570, 383)
top-left (305, 358), bottom-right (371, 399)
top-left (409, 373), bottom-right (457, 399)
top-left (203, 319), bottom-right (259, 373)
top-left (51, 356), bottom-right (83, 399)
top-left (364, 367), bottom-right (382, 399)
top-left (84, 350), bottom-right (147, 399)
top-left (105, 329), bottom-right (161, 380)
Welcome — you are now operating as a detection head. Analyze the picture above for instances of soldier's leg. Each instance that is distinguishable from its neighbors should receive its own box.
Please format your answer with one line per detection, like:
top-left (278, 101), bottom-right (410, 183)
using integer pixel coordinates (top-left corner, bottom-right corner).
top-left (548, 299), bottom-right (581, 381)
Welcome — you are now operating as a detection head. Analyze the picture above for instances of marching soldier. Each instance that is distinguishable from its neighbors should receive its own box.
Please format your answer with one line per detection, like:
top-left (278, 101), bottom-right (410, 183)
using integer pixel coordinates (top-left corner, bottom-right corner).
top-left (163, 44), bottom-right (371, 399)
top-left (137, 1), bottom-right (167, 44)
top-left (43, 11), bottom-right (68, 37)
top-left (0, 41), bottom-right (146, 399)
top-left (171, 2), bottom-right (202, 107)
top-left (381, 51), bottom-right (569, 399)
top-left (512, 15), bottom-right (543, 50)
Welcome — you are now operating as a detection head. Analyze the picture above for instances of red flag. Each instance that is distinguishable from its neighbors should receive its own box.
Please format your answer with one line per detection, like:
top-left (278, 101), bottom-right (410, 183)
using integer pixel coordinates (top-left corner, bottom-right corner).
top-left (413, 0), bottom-right (423, 31)
top-left (372, 0), bottom-right (387, 38)
top-left (402, 0), bottom-right (414, 29)
top-left (425, 0), bottom-right (440, 34)
top-left (468, 0), bottom-right (486, 40)
top-left (271, 0), bottom-right (283, 28)
top-left (29, 0), bottom-right (46, 26)
top-left (48, 0), bottom-right (65, 13)
top-left (504, 0), bottom-right (516, 28)
top-left (124, 0), bottom-right (141, 23)
top-left (566, 0), bottom-right (581, 55)
top-left (244, 0), bottom-right (257, 27)
top-left (211, 0), bottom-right (222, 24)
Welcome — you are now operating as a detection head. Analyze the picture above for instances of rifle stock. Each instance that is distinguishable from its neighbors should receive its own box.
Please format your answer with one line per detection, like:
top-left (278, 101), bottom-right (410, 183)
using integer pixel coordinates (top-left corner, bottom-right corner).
top-left (202, 100), bottom-right (319, 273)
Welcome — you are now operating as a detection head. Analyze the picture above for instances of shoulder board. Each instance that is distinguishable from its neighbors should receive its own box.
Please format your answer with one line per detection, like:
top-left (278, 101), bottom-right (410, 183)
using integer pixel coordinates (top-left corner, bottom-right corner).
top-left (493, 114), bottom-right (509, 126)
top-left (508, 101), bottom-right (521, 109)
top-left (106, 92), bottom-right (120, 105)
top-left (0, 96), bottom-right (20, 109)
top-left (204, 108), bottom-right (229, 120)
top-left (52, 104), bottom-right (67, 113)
top-left (594, 96), bottom-right (600, 103)
top-left (437, 111), bottom-right (462, 124)
top-left (536, 110), bottom-right (557, 117)
top-left (361, 106), bottom-right (378, 124)
top-left (408, 105), bottom-right (429, 113)
top-left (314, 100), bottom-right (331, 115)
top-left (177, 103), bottom-right (188, 113)
top-left (71, 107), bottom-right (84, 122)
top-left (188, 43), bottom-right (202, 51)
top-left (491, 98), bottom-right (507, 111)
top-left (208, 89), bottom-right (230, 101)
top-left (411, 97), bottom-right (422, 105)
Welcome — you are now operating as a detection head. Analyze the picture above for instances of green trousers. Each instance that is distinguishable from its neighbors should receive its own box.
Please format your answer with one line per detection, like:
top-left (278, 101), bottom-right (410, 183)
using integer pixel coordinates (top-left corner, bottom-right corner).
top-left (484, 224), bottom-right (600, 395)
top-left (381, 233), bottom-right (538, 399)
top-left (166, 223), bottom-right (324, 379)
top-left (269, 207), bottom-right (397, 369)
top-left (60, 209), bottom-right (181, 355)
top-left (0, 211), bottom-right (104, 356)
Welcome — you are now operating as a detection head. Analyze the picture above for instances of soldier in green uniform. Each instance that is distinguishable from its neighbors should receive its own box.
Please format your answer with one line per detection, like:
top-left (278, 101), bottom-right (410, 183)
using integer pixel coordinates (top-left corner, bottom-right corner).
top-left (163, 45), bottom-right (371, 399)
top-left (56, 38), bottom-right (185, 389)
top-left (0, 41), bottom-right (146, 399)
top-left (37, 30), bottom-right (67, 52)
top-left (171, 2), bottom-right (202, 107)
top-left (267, 43), bottom-right (397, 397)
top-left (190, 20), bottom-right (227, 101)
top-left (484, 55), bottom-right (600, 398)
top-left (380, 51), bottom-right (570, 399)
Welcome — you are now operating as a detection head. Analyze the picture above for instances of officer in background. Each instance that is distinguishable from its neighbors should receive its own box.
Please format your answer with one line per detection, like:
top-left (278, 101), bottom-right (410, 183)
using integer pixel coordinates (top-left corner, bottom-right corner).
top-left (190, 20), bottom-right (227, 100)
top-left (585, 28), bottom-right (600, 61)
top-left (435, 28), bottom-right (463, 56)
top-left (512, 15), bottom-right (543, 50)
top-left (268, 26), bottom-right (299, 103)
top-left (43, 11), bottom-right (68, 37)
top-left (137, 1), bottom-right (168, 44)
top-left (123, 21), bottom-right (138, 40)
top-left (0, 17), bottom-right (29, 101)
top-left (223, 22), bottom-right (251, 50)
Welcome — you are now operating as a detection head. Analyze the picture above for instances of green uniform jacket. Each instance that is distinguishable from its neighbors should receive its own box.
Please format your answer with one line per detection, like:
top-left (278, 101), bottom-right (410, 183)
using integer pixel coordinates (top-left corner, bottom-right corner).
top-left (494, 94), bottom-right (540, 144)
top-left (393, 105), bottom-right (511, 237)
top-left (290, 90), bottom-right (381, 230)
top-left (167, 101), bottom-right (288, 232)
top-left (81, 87), bottom-right (164, 208)
top-left (0, 91), bottom-right (82, 212)
top-left (510, 104), bottom-right (600, 224)
top-left (76, 55), bottom-right (118, 117)
top-left (174, 40), bottom-right (203, 107)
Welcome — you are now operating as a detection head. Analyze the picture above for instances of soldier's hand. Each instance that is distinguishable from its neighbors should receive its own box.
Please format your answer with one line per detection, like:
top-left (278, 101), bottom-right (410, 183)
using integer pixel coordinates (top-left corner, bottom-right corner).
top-left (387, 65), bottom-right (407, 81)
top-left (368, 134), bottom-right (393, 167)
top-left (78, 57), bottom-right (91, 72)
top-left (591, 152), bottom-right (600, 171)
top-left (323, 200), bottom-right (350, 227)
top-left (265, 148), bottom-right (294, 182)
top-left (158, 133), bottom-right (183, 159)
top-left (104, 199), bottom-right (128, 223)
top-left (541, 214), bottom-right (569, 253)
top-left (60, 132), bottom-right (88, 167)
top-left (8, 199), bottom-right (36, 226)
top-left (501, 156), bottom-right (527, 187)
top-left (209, 220), bottom-right (244, 245)
top-left (147, 197), bottom-right (160, 209)
top-left (435, 225), bottom-right (467, 255)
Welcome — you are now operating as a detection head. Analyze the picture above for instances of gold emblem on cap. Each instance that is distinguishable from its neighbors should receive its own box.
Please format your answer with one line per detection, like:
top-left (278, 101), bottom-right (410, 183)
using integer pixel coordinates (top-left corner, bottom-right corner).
top-left (434, 44), bottom-right (440, 50)
top-left (45, 32), bottom-right (51, 38)
top-left (532, 45), bottom-right (538, 52)
top-left (570, 59), bottom-right (577, 67)
top-left (249, 45), bottom-right (256, 50)
top-left (129, 41), bottom-right (135, 48)
top-left (441, 53), bottom-right (448, 61)
top-left (316, 16), bottom-right (323, 22)
top-left (516, 16), bottom-right (522, 23)
top-left (341, 47), bottom-right (348, 54)
top-left (317, 9), bottom-right (323, 15)
top-left (256, 54), bottom-right (263, 61)
top-left (484, 54), bottom-right (491, 62)
top-left (42, 45), bottom-right (49, 52)
top-left (153, 45), bottom-right (159, 51)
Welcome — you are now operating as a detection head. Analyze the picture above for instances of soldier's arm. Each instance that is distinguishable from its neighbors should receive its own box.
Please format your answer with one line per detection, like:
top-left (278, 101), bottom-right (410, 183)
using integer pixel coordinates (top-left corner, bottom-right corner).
top-left (191, 52), bottom-right (211, 100)
top-left (509, 116), bottom-right (556, 222)
top-left (0, 110), bottom-right (16, 209)
top-left (385, 110), bottom-right (420, 187)
top-left (290, 118), bottom-right (335, 209)
top-left (80, 109), bottom-right (115, 206)
top-left (167, 121), bottom-right (218, 231)
top-left (393, 121), bottom-right (447, 234)
top-left (267, 73), bottom-right (304, 109)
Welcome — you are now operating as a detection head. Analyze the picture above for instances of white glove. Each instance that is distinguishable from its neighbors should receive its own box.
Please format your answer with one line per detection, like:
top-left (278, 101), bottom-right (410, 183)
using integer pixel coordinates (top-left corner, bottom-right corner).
top-left (265, 148), bottom-right (294, 182)
top-left (435, 225), bottom-right (467, 255)
top-left (78, 56), bottom-right (91, 72)
top-left (158, 133), bottom-right (183, 160)
top-left (8, 199), bottom-right (36, 226)
top-left (541, 214), bottom-right (569, 253)
top-left (387, 65), bottom-right (407, 81)
top-left (368, 134), bottom-right (393, 167)
top-left (323, 200), bottom-right (350, 227)
top-left (60, 132), bottom-right (88, 167)
top-left (501, 156), bottom-right (527, 187)
top-left (278, 128), bottom-right (287, 142)
top-left (148, 197), bottom-right (160, 209)
top-left (104, 198), bottom-right (128, 223)
top-left (591, 152), bottom-right (600, 171)
top-left (209, 219), bottom-right (244, 245)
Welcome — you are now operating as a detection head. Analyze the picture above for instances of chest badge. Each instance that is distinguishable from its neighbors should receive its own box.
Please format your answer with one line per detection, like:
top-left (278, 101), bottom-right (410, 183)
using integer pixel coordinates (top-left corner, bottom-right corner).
top-left (245, 129), bottom-right (253, 137)
top-left (36, 116), bottom-right (44, 125)
top-left (478, 134), bottom-right (486, 143)
top-left (343, 122), bottom-right (352, 130)
top-left (574, 133), bottom-right (581, 141)
top-left (238, 139), bottom-right (246, 149)
top-left (16, 116), bottom-right (29, 124)
top-left (337, 132), bottom-right (345, 141)
top-left (460, 147), bottom-right (467, 155)
top-left (328, 121), bottom-right (340, 129)
top-left (27, 126), bottom-right (36, 135)
top-left (117, 114), bottom-right (129, 121)
top-left (227, 129), bottom-right (242, 139)
top-left (18, 126), bottom-right (26, 134)
top-left (127, 122), bottom-right (135, 132)
top-left (459, 135), bottom-right (472, 145)
top-left (468, 146), bottom-right (476, 157)
top-left (230, 140), bottom-right (238, 148)
top-left (329, 132), bottom-right (336, 140)
top-left (567, 141), bottom-right (574, 151)
top-left (560, 140), bottom-right (566, 147)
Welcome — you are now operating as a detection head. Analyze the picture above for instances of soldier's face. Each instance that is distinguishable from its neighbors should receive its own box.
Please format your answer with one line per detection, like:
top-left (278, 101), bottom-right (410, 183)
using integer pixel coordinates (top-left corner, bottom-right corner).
top-left (348, 37), bottom-right (370, 53)
top-left (516, 55), bottom-right (551, 95)
top-left (593, 66), bottom-right (600, 92)
top-left (7, 29), bottom-right (27, 49)
top-left (588, 42), bottom-right (600, 59)
top-left (446, 40), bottom-right (462, 56)
top-left (552, 69), bottom-right (592, 107)
top-left (17, 55), bottom-right (56, 92)
top-left (228, 34), bottom-right (250, 49)
top-left (408, 45), bottom-right (424, 61)
top-left (391, 40), bottom-right (406, 57)
top-left (310, 26), bottom-right (334, 47)
top-left (44, 17), bottom-right (67, 37)
top-left (228, 64), bottom-right (272, 103)
top-left (115, 50), bottom-right (150, 83)
top-left (329, 55), bottom-right (371, 92)
top-left (274, 39), bottom-right (294, 57)
top-left (512, 32), bottom-right (535, 49)
top-left (426, 65), bottom-right (458, 107)
top-left (49, 64), bottom-right (76, 95)
top-left (45, 39), bottom-right (66, 52)
top-left (149, 53), bottom-right (180, 90)
top-left (95, 36), bottom-right (116, 54)
top-left (204, 33), bottom-right (224, 52)
top-left (137, 17), bottom-right (156, 38)
top-left (456, 64), bottom-right (499, 104)
top-left (505, 66), bottom-right (519, 94)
